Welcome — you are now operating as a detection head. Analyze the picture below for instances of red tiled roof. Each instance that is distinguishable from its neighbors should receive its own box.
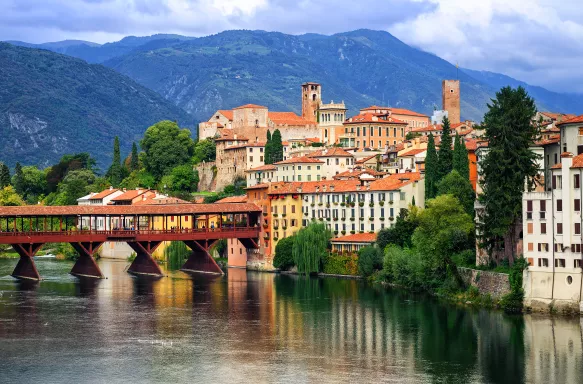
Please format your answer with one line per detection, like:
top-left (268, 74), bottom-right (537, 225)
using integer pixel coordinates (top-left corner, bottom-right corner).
top-left (332, 233), bottom-right (377, 243)
top-left (274, 156), bottom-right (323, 165)
top-left (557, 115), bottom-right (583, 126)
top-left (345, 113), bottom-right (407, 125)
top-left (245, 182), bottom-right (271, 190)
top-left (360, 106), bottom-right (428, 118)
top-left (551, 163), bottom-right (562, 169)
top-left (307, 147), bottom-right (353, 158)
top-left (89, 188), bottom-right (119, 200)
top-left (540, 112), bottom-right (577, 121)
top-left (0, 203), bottom-right (262, 216)
top-left (111, 189), bottom-right (152, 201)
top-left (465, 139), bottom-right (478, 151)
top-left (247, 164), bottom-right (277, 172)
top-left (268, 112), bottom-right (314, 126)
top-left (571, 153), bottom-right (583, 169)
top-left (333, 169), bottom-right (386, 180)
top-left (399, 148), bottom-right (426, 157)
top-left (535, 134), bottom-right (560, 146)
top-left (368, 172), bottom-right (422, 191)
top-left (412, 124), bottom-right (442, 133)
top-left (356, 154), bottom-right (378, 164)
top-left (218, 110), bottom-right (234, 120)
top-left (215, 129), bottom-right (249, 142)
top-left (268, 180), bottom-right (361, 195)
top-left (133, 196), bottom-right (191, 206)
top-left (215, 196), bottom-right (248, 204)
top-left (234, 104), bottom-right (267, 110)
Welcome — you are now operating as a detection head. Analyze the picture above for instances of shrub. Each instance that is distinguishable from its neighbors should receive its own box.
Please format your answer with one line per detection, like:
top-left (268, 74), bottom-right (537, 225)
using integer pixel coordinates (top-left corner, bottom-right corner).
top-left (501, 257), bottom-right (528, 313)
top-left (323, 254), bottom-right (358, 275)
top-left (357, 245), bottom-right (383, 277)
top-left (273, 236), bottom-right (295, 270)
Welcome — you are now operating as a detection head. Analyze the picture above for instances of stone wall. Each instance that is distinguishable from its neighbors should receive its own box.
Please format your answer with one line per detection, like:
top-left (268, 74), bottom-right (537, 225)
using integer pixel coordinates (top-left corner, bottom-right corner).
top-left (196, 161), bottom-right (216, 192)
top-left (459, 267), bottom-right (511, 299)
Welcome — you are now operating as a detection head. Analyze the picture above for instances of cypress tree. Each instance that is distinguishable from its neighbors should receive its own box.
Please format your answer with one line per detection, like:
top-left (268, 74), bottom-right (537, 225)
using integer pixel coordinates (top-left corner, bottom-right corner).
top-left (479, 86), bottom-right (539, 264)
top-left (425, 133), bottom-right (438, 200)
top-left (108, 136), bottom-right (122, 186)
top-left (437, 116), bottom-right (453, 180)
top-left (453, 134), bottom-right (470, 180)
top-left (271, 129), bottom-right (284, 163)
top-left (265, 130), bottom-right (273, 164)
top-left (0, 163), bottom-right (10, 188)
top-left (130, 142), bottom-right (139, 171)
top-left (13, 162), bottom-right (24, 195)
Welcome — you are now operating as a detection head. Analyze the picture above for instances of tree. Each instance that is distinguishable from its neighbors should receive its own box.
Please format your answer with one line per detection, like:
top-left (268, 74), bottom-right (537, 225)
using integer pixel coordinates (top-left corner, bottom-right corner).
top-left (141, 120), bottom-right (195, 180)
top-left (437, 171), bottom-right (475, 217)
top-left (376, 208), bottom-right (419, 250)
top-left (0, 163), bottom-right (10, 188)
top-left (0, 186), bottom-right (25, 206)
top-left (50, 169), bottom-right (97, 205)
top-left (479, 86), bottom-right (539, 264)
top-left (46, 153), bottom-right (96, 192)
top-left (292, 221), bottom-right (332, 275)
top-left (20, 166), bottom-right (48, 204)
top-left (107, 136), bottom-right (123, 187)
top-left (130, 142), bottom-right (139, 171)
top-left (357, 245), bottom-right (383, 277)
top-left (437, 116), bottom-right (453, 179)
top-left (265, 130), bottom-right (273, 164)
top-left (271, 129), bottom-right (284, 163)
top-left (12, 162), bottom-right (24, 195)
top-left (453, 134), bottom-right (470, 180)
top-left (412, 195), bottom-right (474, 287)
top-left (424, 133), bottom-right (438, 199)
top-left (193, 138), bottom-right (216, 164)
top-left (170, 164), bottom-right (198, 193)
top-left (273, 236), bottom-right (295, 270)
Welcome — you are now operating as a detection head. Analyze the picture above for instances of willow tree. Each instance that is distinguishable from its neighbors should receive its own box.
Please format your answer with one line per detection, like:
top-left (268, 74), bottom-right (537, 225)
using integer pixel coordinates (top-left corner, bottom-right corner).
top-left (292, 221), bottom-right (332, 275)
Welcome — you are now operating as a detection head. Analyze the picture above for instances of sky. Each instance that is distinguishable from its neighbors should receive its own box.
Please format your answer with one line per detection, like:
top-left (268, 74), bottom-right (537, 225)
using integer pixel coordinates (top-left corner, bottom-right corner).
top-left (1, 0), bottom-right (582, 93)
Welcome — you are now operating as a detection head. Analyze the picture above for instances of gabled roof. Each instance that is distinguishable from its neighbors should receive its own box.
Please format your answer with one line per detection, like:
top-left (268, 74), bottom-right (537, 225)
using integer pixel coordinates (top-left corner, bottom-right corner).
top-left (215, 196), bottom-right (248, 204)
top-left (345, 113), bottom-right (407, 125)
top-left (133, 196), bottom-right (191, 205)
top-left (89, 188), bottom-right (119, 200)
top-left (333, 169), bottom-right (386, 180)
top-left (215, 129), bottom-right (249, 142)
top-left (356, 154), bottom-right (378, 164)
top-left (274, 156), bottom-right (324, 165)
top-left (233, 104), bottom-right (267, 110)
top-left (368, 172), bottom-right (422, 191)
top-left (111, 189), bottom-right (152, 202)
top-left (247, 164), bottom-right (277, 172)
top-left (540, 112), bottom-right (577, 121)
top-left (307, 147), bottom-right (353, 158)
top-left (268, 180), bottom-right (361, 194)
top-left (359, 106), bottom-right (428, 118)
top-left (399, 148), bottom-right (426, 157)
top-left (217, 110), bottom-right (234, 120)
top-left (331, 233), bottom-right (377, 243)
top-left (557, 115), bottom-right (583, 126)
top-left (268, 112), bottom-right (314, 126)
top-left (571, 153), bottom-right (583, 169)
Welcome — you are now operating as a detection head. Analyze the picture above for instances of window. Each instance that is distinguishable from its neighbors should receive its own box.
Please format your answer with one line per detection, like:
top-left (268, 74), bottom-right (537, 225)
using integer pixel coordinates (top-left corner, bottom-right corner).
top-left (260, 156), bottom-right (263, 162)
top-left (538, 258), bottom-right (549, 267)
top-left (528, 243), bottom-right (534, 251)
top-left (250, 156), bottom-right (253, 162)
top-left (575, 174), bottom-right (581, 189)
top-left (555, 243), bottom-right (563, 252)
top-left (540, 223), bottom-right (546, 234)
top-left (393, 127), bottom-right (397, 137)
top-left (538, 243), bottom-right (549, 252)
top-left (555, 259), bottom-right (566, 268)
top-left (540, 200), bottom-right (546, 211)
top-left (526, 200), bottom-right (533, 212)
top-left (557, 223), bottom-right (563, 234)
top-left (572, 244), bottom-right (582, 253)
top-left (291, 205), bottom-right (295, 214)
top-left (575, 223), bottom-right (581, 235)
top-left (557, 199), bottom-right (563, 212)
top-left (576, 260), bottom-right (582, 268)
top-left (363, 127), bottom-right (367, 136)
top-left (575, 199), bottom-right (581, 212)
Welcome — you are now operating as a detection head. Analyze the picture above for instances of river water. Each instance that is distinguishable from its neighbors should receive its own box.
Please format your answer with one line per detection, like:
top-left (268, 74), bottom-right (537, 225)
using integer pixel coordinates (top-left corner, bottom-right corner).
top-left (0, 258), bottom-right (581, 383)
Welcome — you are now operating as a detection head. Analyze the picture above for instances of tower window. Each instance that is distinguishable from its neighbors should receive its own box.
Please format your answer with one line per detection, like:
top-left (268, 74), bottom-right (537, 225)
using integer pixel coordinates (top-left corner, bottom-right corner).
top-left (313, 94), bottom-right (317, 101)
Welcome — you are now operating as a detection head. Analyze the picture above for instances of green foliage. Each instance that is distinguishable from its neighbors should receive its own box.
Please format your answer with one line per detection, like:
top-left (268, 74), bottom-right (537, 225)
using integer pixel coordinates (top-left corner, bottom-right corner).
top-left (273, 236), bottom-right (295, 270)
top-left (140, 120), bottom-right (195, 181)
top-left (357, 245), bottom-right (383, 277)
top-left (323, 254), bottom-right (358, 275)
top-left (376, 208), bottom-right (419, 250)
top-left (107, 136), bottom-right (123, 187)
top-left (193, 138), bottom-right (216, 164)
top-left (479, 86), bottom-right (539, 262)
top-left (130, 142), bottom-right (139, 172)
top-left (47, 169), bottom-right (97, 205)
top-left (164, 241), bottom-right (190, 271)
top-left (500, 257), bottom-right (528, 313)
top-left (211, 239), bottom-right (227, 258)
top-left (453, 134), bottom-right (470, 180)
top-left (45, 153), bottom-right (96, 193)
top-left (382, 245), bottom-right (429, 290)
top-left (437, 116), bottom-right (453, 180)
top-left (265, 130), bottom-right (273, 165)
top-left (437, 171), bottom-right (475, 217)
top-left (169, 164), bottom-right (198, 193)
top-left (120, 169), bottom-right (156, 189)
top-left (292, 221), bottom-right (332, 275)
top-left (424, 133), bottom-right (438, 199)
top-left (12, 162), bottom-right (24, 195)
top-left (18, 166), bottom-right (48, 204)
top-left (0, 163), bottom-right (10, 188)
top-left (271, 129), bottom-right (284, 163)
top-left (0, 186), bottom-right (25, 206)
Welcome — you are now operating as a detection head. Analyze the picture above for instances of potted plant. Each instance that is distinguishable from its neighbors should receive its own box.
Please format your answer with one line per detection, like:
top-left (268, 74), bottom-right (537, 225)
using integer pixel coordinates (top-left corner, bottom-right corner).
top-left (379, 201), bottom-right (385, 206)
top-left (359, 202), bottom-right (364, 207)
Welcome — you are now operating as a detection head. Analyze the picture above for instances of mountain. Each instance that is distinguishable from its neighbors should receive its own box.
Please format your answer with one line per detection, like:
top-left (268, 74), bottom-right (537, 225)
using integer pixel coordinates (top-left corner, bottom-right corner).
top-left (0, 43), bottom-right (194, 169)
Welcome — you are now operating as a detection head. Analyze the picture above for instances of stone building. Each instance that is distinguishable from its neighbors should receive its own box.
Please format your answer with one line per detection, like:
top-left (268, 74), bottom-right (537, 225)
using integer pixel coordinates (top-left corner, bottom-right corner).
top-left (340, 112), bottom-right (408, 149)
top-left (442, 80), bottom-right (461, 125)
top-left (306, 147), bottom-right (356, 180)
top-left (358, 106), bottom-right (430, 132)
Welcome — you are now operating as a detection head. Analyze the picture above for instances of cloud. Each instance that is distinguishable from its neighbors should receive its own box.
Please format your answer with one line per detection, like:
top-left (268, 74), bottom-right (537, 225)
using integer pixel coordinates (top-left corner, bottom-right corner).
top-left (0, 0), bottom-right (581, 93)
top-left (389, 0), bottom-right (583, 93)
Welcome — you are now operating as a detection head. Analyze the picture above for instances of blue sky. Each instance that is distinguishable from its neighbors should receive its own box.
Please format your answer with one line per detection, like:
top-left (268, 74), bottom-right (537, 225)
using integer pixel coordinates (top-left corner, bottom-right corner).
top-left (1, 0), bottom-right (582, 93)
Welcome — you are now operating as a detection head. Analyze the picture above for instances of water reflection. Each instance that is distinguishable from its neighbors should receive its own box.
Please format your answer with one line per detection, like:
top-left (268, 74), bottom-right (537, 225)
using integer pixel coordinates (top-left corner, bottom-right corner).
top-left (0, 259), bottom-right (581, 383)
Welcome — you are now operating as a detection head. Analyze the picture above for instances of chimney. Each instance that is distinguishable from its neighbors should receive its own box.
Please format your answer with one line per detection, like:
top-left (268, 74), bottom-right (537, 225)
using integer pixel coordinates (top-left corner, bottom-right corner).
top-left (123, 188), bottom-right (127, 192)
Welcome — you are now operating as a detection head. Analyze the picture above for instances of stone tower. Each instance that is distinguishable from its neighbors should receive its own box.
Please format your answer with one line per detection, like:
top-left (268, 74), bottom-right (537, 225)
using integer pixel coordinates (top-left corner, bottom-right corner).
top-left (302, 82), bottom-right (322, 123)
top-left (442, 80), bottom-right (460, 125)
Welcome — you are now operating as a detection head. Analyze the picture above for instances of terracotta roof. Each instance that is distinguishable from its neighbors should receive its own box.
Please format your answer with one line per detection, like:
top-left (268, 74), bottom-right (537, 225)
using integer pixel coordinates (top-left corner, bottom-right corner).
top-left (571, 153), bottom-right (583, 169)
top-left (233, 104), bottom-right (267, 110)
top-left (360, 106), bottom-right (428, 118)
top-left (399, 148), bottom-right (426, 157)
top-left (307, 147), bottom-right (353, 158)
top-left (464, 139), bottom-right (478, 151)
top-left (89, 188), bottom-right (119, 200)
top-left (356, 154), bottom-right (378, 164)
top-left (540, 112), bottom-right (577, 121)
top-left (111, 189), bottom-right (152, 202)
top-left (0, 203), bottom-right (262, 217)
top-left (245, 182), bottom-right (274, 190)
top-left (133, 197), bottom-right (191, 206)
top-left (193, 197), bottom-right (205, 204)
top-left (215, 196), bottom-right (248, 204)
top-left (412, 124), bottom-right (442, 133)
top-left (333, 169), bottom-right (386, 180)
top-left (535, 135), bottom-right (560, 146)
top-left (557, 115), bottom-right (583, 126)
top-left (247, 164), bottom-right (277, 172)
top-left (368, 172), bottom-right (422, 191)
top-left (331, 233), bottom-right (377, 243)
top-left (215, 129), bottom-right (249, 142)
top-left (274, 156), bottom-right (323, 165)
top-left (218, 110), bottom-right (234, 120)
top-left (268, 180), bottom-right (361, 195)
top-left (345, 113), bottom-right (407, 125)
top-left (268, 112), bottom-right (314, 126)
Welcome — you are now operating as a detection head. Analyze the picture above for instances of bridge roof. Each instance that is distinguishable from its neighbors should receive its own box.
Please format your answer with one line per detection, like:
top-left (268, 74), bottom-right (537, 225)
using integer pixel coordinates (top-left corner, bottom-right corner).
top-left (0, 203), bottom-right (261, 217)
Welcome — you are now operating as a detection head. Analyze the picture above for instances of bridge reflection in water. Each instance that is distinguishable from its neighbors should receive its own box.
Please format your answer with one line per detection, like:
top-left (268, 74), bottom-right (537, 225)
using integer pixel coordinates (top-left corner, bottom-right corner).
top-left (0, 203), bottom-right (261, 280)
top-left (0, 260), bottom-right (581, 383)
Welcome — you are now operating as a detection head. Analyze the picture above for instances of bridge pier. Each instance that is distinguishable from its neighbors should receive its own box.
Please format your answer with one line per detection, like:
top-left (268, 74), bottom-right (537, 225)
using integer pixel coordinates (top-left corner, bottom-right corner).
top-left (126, 241), bottom-right (163, 277)
top-left (181, 240), bottom-right (224, 275)
top-left (11, 243), bottom-right (43, 281)
top-left (70, 242), bottom-right (104, 279)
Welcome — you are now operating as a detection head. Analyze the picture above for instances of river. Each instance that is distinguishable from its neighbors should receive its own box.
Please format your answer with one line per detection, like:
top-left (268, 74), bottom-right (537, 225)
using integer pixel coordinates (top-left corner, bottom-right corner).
top-left (0, 258), bottom-right (581, 383)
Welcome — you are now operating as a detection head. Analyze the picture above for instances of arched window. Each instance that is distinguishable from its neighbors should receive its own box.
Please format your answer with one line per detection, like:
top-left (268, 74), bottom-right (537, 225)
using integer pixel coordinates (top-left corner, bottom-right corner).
top-left (312, 94), bottom-right (317, 101)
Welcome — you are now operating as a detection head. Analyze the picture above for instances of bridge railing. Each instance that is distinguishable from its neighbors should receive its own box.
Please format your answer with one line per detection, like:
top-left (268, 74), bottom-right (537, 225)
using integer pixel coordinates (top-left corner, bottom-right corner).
top-left (0, 226), bottom-right (260, 238)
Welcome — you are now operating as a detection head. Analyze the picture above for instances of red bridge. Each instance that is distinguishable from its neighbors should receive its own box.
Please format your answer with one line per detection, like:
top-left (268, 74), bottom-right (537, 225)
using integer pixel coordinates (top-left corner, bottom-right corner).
top-left (0, 203), bottom-right (261, 281)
